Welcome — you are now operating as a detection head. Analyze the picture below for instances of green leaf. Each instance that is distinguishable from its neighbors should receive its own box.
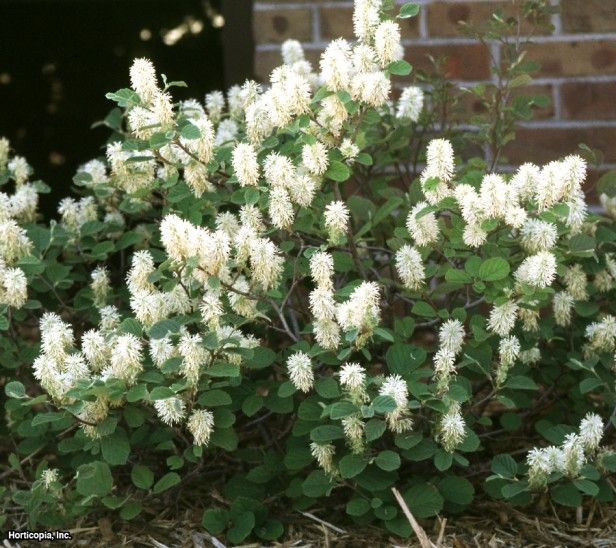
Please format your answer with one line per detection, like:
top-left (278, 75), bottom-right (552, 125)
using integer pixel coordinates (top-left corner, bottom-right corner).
top-left (339, 454), bottom-right (368, 478)
top-left (398, 2), bottom-right (420, 19)
top-left (504, 376), bottom-right (539, 391)
top-left (180, 122), bottom-right (201, 140)
top-left (202, 508), bottom-right (230, 535)
top-left (329, 401), bottom-right (357, 420)
top-left (149, 387), bottom-right (175, 400)
top-left (365, 419), bottom-right (386, 442)
top-left (245, 347), bottom-right (276, 369)
top-left (404, 483), bottom-right (444, 518)
top-left (346, 498), bottom-right (371, 516)
top-left (5, 381), bottom-right (26, 399)
top-left (149, 319), bottom-right (181, 339)
top-left (76, 461), bottom-right (113, 497)
top-left (302, 470), bottom-right (334, 498)
top-left (478, 257), bottom-right (510, 281)
top-left (412, 301), bottom-right (437, 317)
top-left (491, 454), bottom-right (518, 479)
top-left (227, 512), bottom-right (255, 545)
top-left (387, 60), bottom-right (412, 76)
top-left (310, 425), bottom-right (345, 442)
top-left (105, 88), bottom-right (140, 107)
top-left (120, 501), bottom-right (142, 520)
top-left (325, 160), bottom-right (351, 182)
top-left (375, 450), bottom-right (401, 471)
top-left (372, 395), bottom-right (397, 414)
top-left (153, 472), bottom-right (181, 494)
top-left (198, 389), bottom-right (232, 406)
top-left (551, 482), bottom-right (583, 507)
top-left (101, 429), bottom-right (130, 465)
top-left (131, 464), bottom-right (154, 490)
top-left (574, 479), bottom-right (599, 496)
top-left (438, 476), bottom-right (474, 505)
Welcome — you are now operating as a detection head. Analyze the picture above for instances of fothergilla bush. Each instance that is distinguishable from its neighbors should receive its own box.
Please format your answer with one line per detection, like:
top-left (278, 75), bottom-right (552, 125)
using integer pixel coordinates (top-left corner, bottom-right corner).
top-left (1, 0), bottom-right (615, 542)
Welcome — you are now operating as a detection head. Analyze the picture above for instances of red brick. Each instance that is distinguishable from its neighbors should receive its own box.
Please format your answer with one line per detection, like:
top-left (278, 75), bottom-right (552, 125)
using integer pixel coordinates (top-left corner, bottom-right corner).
top-left (320, 7), bottom-right (418, 40)
top-left (504, 127), bottom-right (616, 165)
top-left (562, 0), bottom-right (616, 33)
top-left (561, 82), bottom-right (616, 120)
top-left (427, 1), bottom-right (551, 37)
top-left (253, 9), bottom-right (312, 44)
top-left (405, 44), bottom-right (491, 81)
top-left (527, 40), bottom-right (616, 77)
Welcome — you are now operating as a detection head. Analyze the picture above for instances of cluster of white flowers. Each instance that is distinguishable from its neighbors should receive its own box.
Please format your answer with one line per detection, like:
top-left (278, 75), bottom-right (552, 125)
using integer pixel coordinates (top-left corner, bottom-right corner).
top-left (309, 251), bottom-right (341, 350)
top-left (437, 403), bottom-right (467, 453)
top-left (336, 281), bottom-right (381, 346)
top-left (433, 319), bottom-right (465, 394)
top-left (379, 374), bottom-right (413, 433)
top-left (287, 351), bottom-right (314, 392)
top-left (585, 314), bottom-right (616, 354)
top-left (526, 413), bottom-right (604, 489)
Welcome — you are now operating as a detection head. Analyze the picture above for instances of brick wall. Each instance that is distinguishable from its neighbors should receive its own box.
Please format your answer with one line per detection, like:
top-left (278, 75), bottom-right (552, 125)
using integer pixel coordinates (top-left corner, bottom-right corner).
top-left (253, 0), bottom-right (616, 178)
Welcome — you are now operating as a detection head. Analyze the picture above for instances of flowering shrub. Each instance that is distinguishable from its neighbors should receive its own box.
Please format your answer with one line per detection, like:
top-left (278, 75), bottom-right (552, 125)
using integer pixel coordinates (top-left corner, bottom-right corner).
top-left (2, 0), bottom-right (616, 541)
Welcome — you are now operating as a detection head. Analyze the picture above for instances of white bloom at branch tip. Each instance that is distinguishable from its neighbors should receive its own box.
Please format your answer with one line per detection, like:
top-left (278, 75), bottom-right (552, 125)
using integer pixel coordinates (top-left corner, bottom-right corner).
top-left (560, 433), bottom-right (586, 476)
top-left (406, 202), bottom-right (439, 247)
top-left (420, 139), bottom-right (455, 204)
top-left (379, 374), bottom-right (408, 409)
top-left (149, 335), bottom-right (176, 368)
top-left (178, 332), bottom-right (207, 386)
top-left (353, 0), bottom-right (381, 42)
top-left (313, 318), bottom-right (341, 350)
top-left (499, 335), bottom-right (521, 367)
top-left (520, 346), bottom-right (541, 365)
top-left (510, 163), bottom-right (541, 203)
top-left (578, 413), bottom-right (604, 452)
top-left (310, 251), bottom-right (334, 289)
top-left (488, 301), bottom-right (518, 337)
top-left (438, 403), bottom-right (467, 453)
top-left (249, 237), bottom-right (284, 291)
top-left (281, 39), bottom-right (305, 65)
top-left (339, 362), bottom-right (366, 393)
top-left (106, 334), bottom-right (143, 385)
top-left (90, 266), bottom-right (110, 306)
top-left (514, 251), bottom-right (557, 289)
top-left (396, 86), bottom-right (424, 121)
top-left (287, 351), bottom-right (314, 392)
top-left (463, 223), bottom-right (487, 248)
top-left (129, 58), bottom-right (158, 103)
top-left (81, 330), bottom-right (109, 372)
top-left (320, 38), bottom-right (352, 92)
top-left (351, 71), bottom-right (391, 107)
top-left (563, 263), bottom-right (588, 301)
top-left (268, 186), bottom-right (295, 230)
top-left (205, 90), bottom-right (225, 123)
top-left (154, 397), bottom-right (186, 426)
top-left (520, 219), bottom-right (558, 253)
top-left (553, 291), bottom-right (574, 327)
top-left (310, 442), bottom-right (336, 475)
top-left (187, 409), bottom-right (215, 446)
top-left (352, 43), bottom-right (378, 74)
top-left (342, 415), bottom-right (365, 453)
top-left (324, 201), bottom-right (350, 243)
top-left (395, 244), bottom-right (425, 290)
top-left (232, 143), bottom-right (260, 187)
top-left (439, 319), bottom-right (465, 355)
top-left (585, 314), bottom-right (616, 352)
top-left (41, 468), bottom-right (60, 490)
top-left (336, 281), bottom-right (381, 341)
top-left (0, 265), bottom-right (27, 308)
top-left (302, 142), bottom-right (329, 176)
top-left (374, 20), bottom-right (403, 67)
top-left (340, 138), bottom-right (359, 160)
top-left (433, 348), bottom-right (456, 395)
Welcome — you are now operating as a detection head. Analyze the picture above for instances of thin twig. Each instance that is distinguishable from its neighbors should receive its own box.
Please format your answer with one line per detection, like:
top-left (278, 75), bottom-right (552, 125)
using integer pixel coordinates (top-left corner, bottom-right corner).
top-left (391, 487), bottom-right (437, 548)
